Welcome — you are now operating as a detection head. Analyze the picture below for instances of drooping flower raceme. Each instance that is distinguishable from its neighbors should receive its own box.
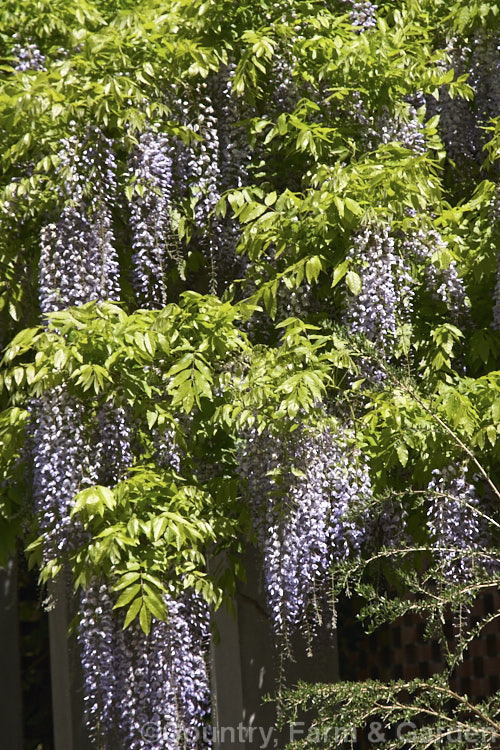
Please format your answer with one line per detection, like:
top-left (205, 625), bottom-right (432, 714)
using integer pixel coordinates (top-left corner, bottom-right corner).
top-left (211, 65), bottom-right (252, 288)
top-left (78, 587), bottom-right (212, 750)
top-left (338, 0), bottom-right (378, 33)
top-left (465, 30), bottom-right (500, 156)
top-left (129, 131), bottom-right (177, 308)
top-left (349, 1), bottom-right (378, 31)
top-left (31, 386), bottom-right (98, 564)
top-left (39, 129), bottom-right (120, 315)
top-left (344, 224), bottom-right (413, 379)
top-left (93, 403), bottom-right (133, 487)
top-left (188, 85), bottom-right (221, 293)
top-left (12, 41), bottom-right (46, 71)
top-left (430, 32), bottom-right (500, 177)
top-left (78, 581), bottom-right (119, 747)
top-left (403, 224), bottom-right (470, 326)
top-left (427, 465), bottom-right (488, 583)
top-left (239, 426), bottom-right (371, 643)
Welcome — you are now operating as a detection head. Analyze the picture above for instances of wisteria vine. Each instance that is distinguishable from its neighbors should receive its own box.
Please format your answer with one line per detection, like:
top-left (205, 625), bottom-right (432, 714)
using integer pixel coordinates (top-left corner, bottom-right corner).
top-left (239, 425), bottom-right (371, 647)
top-left (3, 2), bottom-right (499, 748)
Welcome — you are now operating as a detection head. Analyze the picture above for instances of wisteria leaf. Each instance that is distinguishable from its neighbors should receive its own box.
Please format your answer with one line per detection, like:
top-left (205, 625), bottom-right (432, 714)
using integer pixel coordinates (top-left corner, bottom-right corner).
top-left (139, 602), bottom-right (151, 634)
top-left (123, 597), bottom-right (142, 629)
top-left (114, 584), bottom-right (141, 609)
top-left (346, 270), bottom-right (362, 296)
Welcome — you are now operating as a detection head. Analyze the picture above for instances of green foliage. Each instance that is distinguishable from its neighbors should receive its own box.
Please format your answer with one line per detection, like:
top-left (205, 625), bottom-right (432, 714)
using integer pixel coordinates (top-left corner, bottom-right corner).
top-left (279, 675), bottom-right (500, 749)
top-left (1, 296), bottom-right (346, 627)
top-left (0, 405), bottom-right (29, 565)
top-left (0, 0), bottom-right (499, 740)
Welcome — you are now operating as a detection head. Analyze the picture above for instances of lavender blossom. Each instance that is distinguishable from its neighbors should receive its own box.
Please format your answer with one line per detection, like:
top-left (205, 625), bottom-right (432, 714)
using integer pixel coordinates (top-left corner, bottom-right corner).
top-left (93, 404), bottom-right (133, 486)
top-left (129, 131), bottom-right (177, 307)
top-left (364, 500), bottom-right (409, 552)
top-left (79, 590), bottom-right (211, 750)
top-left (270, 53), bottom-right (300, 114)
top-left (39, 129), bottom-right (120, 314)
top-left (153, 426), bottom-right (182, 474)
top-left (188, 85), bottom-right (220, 293)
top-left (344, 224), bottom-right (413, 381)
top-left (12, 42), bottom-right (46, 71)
top-left (34, 126), bottom-right (122, 572)
top-left (428, 32), bottom-right (500, 176)
top-left (432, 85), bottom-right (480, 172)
top-left (378, 105), bottom-right (426, 153)
top-left (211, 65), bottom-right (252, 287)
top-left (78, 581), bottom-right (119, 746)
top-left (77, 405), bottom-right (211, 749)
top-left (239, 426), bottom-right (371, 642)
top-left (345, 225), bottom-right (412, 342)
top-left (30, 387), bottom-right (98, 563)
top-left (427, 465), bottom-right (488, 583)
top-left (403, 225), bottom-right (469, 325)
top-left (467, 31), bottom-right (500, 145)
top-left (337, 0), bottom-right (377, 32)
top-left (349, 1), bottom-right (378, 32)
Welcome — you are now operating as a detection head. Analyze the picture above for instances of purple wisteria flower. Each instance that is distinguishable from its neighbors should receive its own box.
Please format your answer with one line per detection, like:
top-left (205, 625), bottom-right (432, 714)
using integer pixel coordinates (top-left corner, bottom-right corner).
top-left (239, 425), bottom-right (372, 643)
top-left (12, 42), bottom-right (46, 71)
top-left (78, 588), bottom-right (211, 750)
top-left (427, 465), bottom-right (488, 583)
top-left (39, 129), bottom-right (120, 314)
top-left (128, 131), bottom-right (176, 308)
top-left (30, 386), bottom-right (98, 563)
top-left (344, 224), bottom-right (413, 380)
top-left (403, 224), bottom-right (470, 326)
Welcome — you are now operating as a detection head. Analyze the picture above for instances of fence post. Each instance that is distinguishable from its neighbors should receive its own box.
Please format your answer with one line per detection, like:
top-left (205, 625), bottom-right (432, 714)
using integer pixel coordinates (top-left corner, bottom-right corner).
top-left (48, 578), bottom-right (74, 750)
top-left (48, 576), bottom-right (93, 750)
top-left (0, 557), bottom-right (23, 750)
top-left (210, 547), bottom-right (339, 748)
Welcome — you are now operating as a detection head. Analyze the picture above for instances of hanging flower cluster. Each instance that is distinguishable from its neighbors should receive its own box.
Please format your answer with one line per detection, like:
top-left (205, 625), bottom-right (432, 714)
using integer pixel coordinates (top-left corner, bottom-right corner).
top-left (188, 86), bottom-right (221, 293)
top-left (31, 386), bottom-right (97, 564)
top-left (432, 43), bottom-right (481, 172)
top-left (345, 225), bottom-right (403, 344)
top-left (239, 425), bottom-right (371, 643)
top-left (39, 129), bottom-right (120, 315)
top-left (364, 500), bottom-right (409, 552)
top-left (78, 585), bottom-right (211, 750)
top-left (349, 2), bottom-right (378, 31)
top-left (93, 404), bottom-right (133, 486)
top-left (427, 465), bottom-right (488, 583)
top-left (12, 41), bottom-right (46, 70)
top-left (431, 31), bottom-right (500, 176)
top-left (211, 66), bottom-right (252, 287)
top-left (339, 0), bottom-right (378, 33)
top-left (403, 224), bottom-right (470, 325)
top-left (75, 401), bottom-right (213, 748)
top-left (160, 71), bottom-right (250, 291)
top-left (344, 224), bottom-right (413, 380)
top-left (129, 131), bottom-right (175, 308)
